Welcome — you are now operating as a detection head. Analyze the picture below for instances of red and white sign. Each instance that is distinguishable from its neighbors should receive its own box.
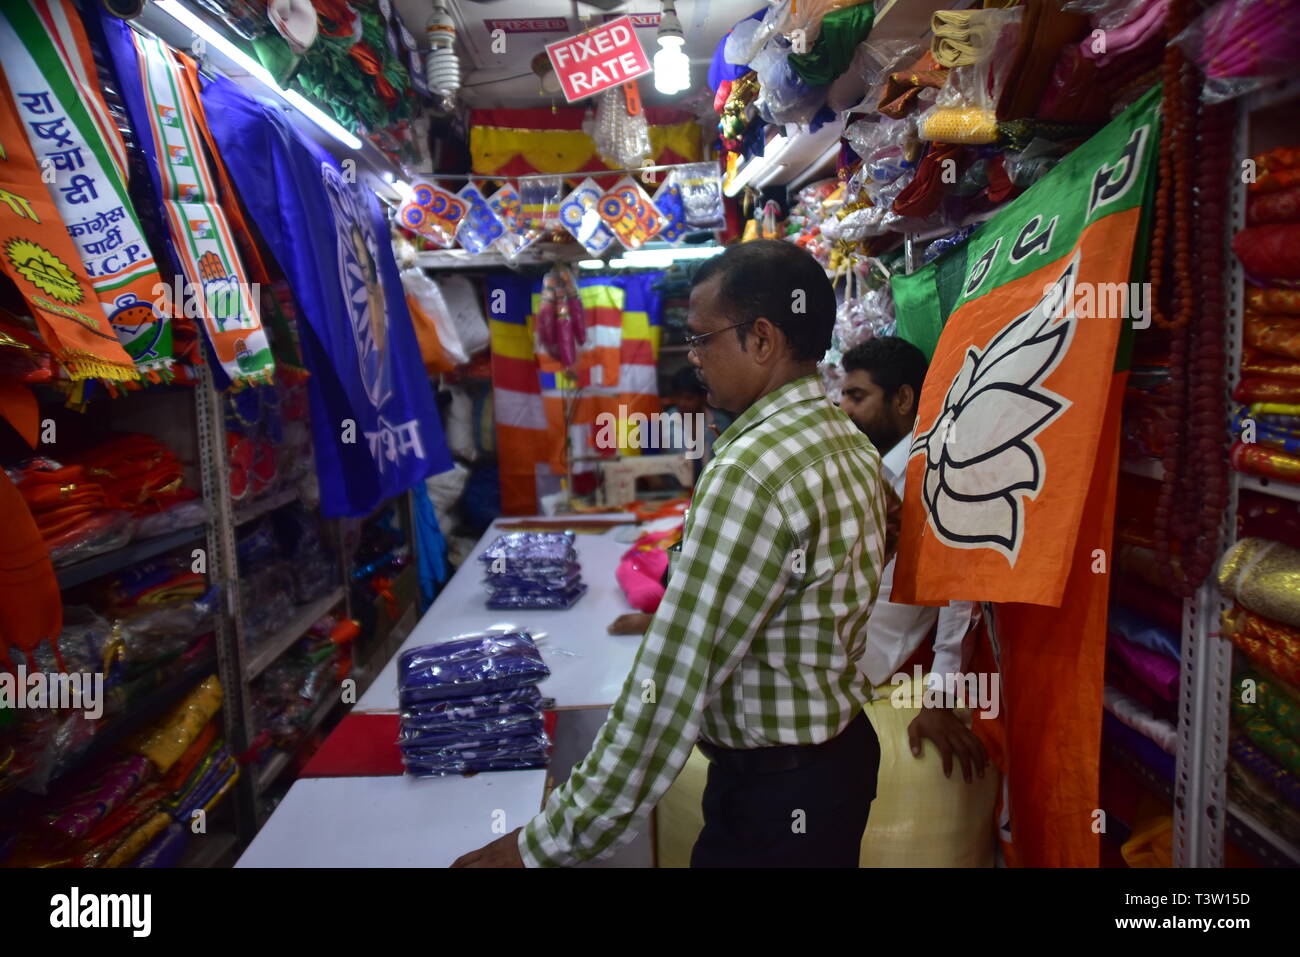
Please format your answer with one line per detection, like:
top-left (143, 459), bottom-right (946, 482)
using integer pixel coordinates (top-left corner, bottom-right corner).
top-left (601, 12), bottom-right (661, 27)
top-left (545, 15), bottom-right (651, 103)
top-left (483, 18), bottom-right (569, 34)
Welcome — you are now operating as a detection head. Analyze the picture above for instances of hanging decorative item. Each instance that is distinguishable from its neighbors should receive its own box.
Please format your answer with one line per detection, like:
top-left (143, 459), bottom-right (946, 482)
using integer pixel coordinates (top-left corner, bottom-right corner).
top-left (676, 161), bottom-right (726, 228)
top-left (455, 182), bottom-right (506, 254)
top-left (652, 173), bottom-right (690, 244)
top-left (597, 175), bottom-right (666, 249)
top-left (518, 175), bottom-right (565, 233)
top-left (534, 264), bottom-right (586, 370)
top-left (559, 177), bottom-right (619, 255)
top-left (399, 179), bottom-right (468, 247)
top-left (593, 84), bottom-right (654, 170)
top-left (489, 183), bottom-right (540, 259)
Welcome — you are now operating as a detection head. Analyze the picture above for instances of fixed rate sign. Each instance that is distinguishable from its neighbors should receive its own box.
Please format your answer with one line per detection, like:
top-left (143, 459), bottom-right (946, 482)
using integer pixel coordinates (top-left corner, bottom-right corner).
top-left (545, 15), bottom-right (651, 103)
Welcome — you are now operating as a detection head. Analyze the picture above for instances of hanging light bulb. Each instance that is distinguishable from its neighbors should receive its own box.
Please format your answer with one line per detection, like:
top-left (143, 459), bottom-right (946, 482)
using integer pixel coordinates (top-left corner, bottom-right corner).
top-left (425, 0), bottom-right (460, 98)
top-left (654, 0), bottom-right (690, 96)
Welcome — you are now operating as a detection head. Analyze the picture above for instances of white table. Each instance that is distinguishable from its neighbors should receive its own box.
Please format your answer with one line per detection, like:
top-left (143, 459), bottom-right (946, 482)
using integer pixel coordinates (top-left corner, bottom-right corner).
top-left (237, 515), bottom-right (672, 868)
top-left (356, 516), bottom-right (656, 712)
top-left (235, 771), bottom-right (548, 867)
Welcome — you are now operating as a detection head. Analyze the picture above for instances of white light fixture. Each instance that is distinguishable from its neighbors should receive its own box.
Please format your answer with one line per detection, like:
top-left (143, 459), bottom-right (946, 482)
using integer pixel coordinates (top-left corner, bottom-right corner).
top-left (580, 247), bottom-right (721, 270)
top-left (653, 0), bottom-right (690, 96)
top-left (154, 0), bottom-right (363, 150)
top-left (425, 0), bottom-right (460, 97)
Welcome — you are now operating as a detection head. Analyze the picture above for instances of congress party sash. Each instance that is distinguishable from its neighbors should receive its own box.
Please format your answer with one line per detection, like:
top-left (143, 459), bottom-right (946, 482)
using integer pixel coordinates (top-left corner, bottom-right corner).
top-left (891, 87), bottom-right (1159, 608)
top-left (0, 70), bottom-right (135, 381)
top-left (0, 0), bottom-right (173, 379)
top-left (110, 25), bottom-right (274, 387)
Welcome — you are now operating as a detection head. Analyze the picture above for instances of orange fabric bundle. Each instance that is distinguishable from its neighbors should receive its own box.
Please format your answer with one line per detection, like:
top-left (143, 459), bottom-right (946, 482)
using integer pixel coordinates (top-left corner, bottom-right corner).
top-left (1242, 346), bottom-right (1300, 381)
top-left (1252, 147), bottom-right (1300, 194)
top-left (1245, 312), bottom-right (1300, 360)
top-left (73, 433), bottom-right (194, 513)
top-left (405, 293), bottom-right (456, 374)
top-left (1247, 287), bottom-right (1300, 315)
top-left (1223, 603), bottom-right (1300, 689)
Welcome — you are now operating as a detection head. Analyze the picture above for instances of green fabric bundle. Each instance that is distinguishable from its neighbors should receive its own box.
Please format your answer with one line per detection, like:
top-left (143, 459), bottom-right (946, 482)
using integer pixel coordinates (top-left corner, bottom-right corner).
top-left (788, 4), bottom-right (876, 87)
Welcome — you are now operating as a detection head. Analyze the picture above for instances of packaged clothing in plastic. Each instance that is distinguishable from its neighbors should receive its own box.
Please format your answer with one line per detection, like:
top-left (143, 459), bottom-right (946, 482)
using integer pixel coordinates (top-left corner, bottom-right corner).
top-left (652, 174), bottom-right (691, 245)
top-left (489, 183), bottom-right (540, 260)
top-left (487, 581), bottom-right (588, 611)
top-left (402, 686), bottom-right (544, 727)
top-left (397, 630), bottom-right (550, 705)
top-left (560, 177), bottom-right (619, 256)
top-left (675, 162), bottom-right (727, 229)
top-left (479, 531), bottom-right (578, 572)
top-left (399, 713), bottom-right (545, 747)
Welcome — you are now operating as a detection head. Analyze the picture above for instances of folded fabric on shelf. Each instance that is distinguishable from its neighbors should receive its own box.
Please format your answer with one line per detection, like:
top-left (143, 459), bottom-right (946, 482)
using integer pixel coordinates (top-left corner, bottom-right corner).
top-left (1108, 632), bottom-right (1179, 701)
top-left (1108, 603), bottom-right (1181, 660)
top-left (1231, 735), bottom-right (1300, 812)
top-left (1233, 224), bottom-right (1300, 281)
top-left (1235, 667), bottom-right (1300, 742)
top-left (1224, 603), bottom-right (1300, 690)
top-left (1104, 685), bottom-right (1177, 754)
top-left (1230, 440), bottom-right (1300, 486)
top-left (1247, 286), bottom-right (1300, 315)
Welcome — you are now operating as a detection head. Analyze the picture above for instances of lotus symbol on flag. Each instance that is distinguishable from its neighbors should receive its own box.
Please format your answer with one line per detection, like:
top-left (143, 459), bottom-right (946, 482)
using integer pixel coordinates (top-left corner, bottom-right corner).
top-left (910, 250), bottom-right (1081, 561)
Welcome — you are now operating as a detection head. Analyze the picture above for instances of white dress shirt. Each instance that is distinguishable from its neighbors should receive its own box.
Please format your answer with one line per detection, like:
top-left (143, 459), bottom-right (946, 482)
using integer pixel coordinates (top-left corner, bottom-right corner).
top-left (861, 431), bottom-right (976, 694)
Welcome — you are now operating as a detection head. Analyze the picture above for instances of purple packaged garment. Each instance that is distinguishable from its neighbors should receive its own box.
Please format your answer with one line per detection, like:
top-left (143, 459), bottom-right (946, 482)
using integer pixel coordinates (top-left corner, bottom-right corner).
top-left (399, 713), bottom-right (545, 745)
top-left (402, 685), bottom-right (543, 725)
top-left (403, 752), bottom-right (550, 776)
top-left (398, 631), bottom-right (550, 705)
top-left (483, 563), bottom-right (583, 589)
top-left (1107, 631), bottom-right (1179, 701)
top-left (399, 730), bottom-right (550, 756)
top-left (479, 531), bottom-right (577, 567)
top-left (487, 581), bottom-right (588, 610)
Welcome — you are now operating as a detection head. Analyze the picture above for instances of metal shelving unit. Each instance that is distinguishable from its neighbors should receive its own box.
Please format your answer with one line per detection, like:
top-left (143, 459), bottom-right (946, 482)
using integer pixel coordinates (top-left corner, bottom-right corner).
top-left (55, 524), bottom-right (208, 590)
top-left (245, 587), bottom-right (348, 681)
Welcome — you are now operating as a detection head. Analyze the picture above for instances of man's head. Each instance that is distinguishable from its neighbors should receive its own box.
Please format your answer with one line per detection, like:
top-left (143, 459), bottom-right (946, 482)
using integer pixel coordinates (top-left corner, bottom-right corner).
top-left (839, 336), bottom-right (929, 452)
top-left (686, 240), bottom-right (835, 415)
top-left (664, 365), bottom-right (708, 415)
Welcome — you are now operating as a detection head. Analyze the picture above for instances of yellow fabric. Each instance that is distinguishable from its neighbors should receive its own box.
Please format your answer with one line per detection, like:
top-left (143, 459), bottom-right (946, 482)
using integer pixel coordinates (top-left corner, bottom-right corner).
top-left (920, 107), bottom-right (999, 144)
top-left (654, 676), bottom-right (999, 867)
top-left (1121, 814), bottom-right (1173, 867)
top-left (102, 812), bottom-right (171, 868)
top-left (128, 675), bottom-right (223, 774)
top-left (470, 122), bottom-right (702, 176)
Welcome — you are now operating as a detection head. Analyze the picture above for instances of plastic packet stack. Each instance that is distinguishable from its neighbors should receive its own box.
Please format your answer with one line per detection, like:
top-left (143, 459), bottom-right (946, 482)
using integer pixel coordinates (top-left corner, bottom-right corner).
top-left (397, 629), bottom-right (551, 776)
top-left (480, 532), bottom-right (587, 610)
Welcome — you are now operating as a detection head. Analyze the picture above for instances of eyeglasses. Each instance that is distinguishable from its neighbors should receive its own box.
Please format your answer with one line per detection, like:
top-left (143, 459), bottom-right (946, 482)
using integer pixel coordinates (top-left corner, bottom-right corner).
top-left (684, 320), bottom-right (754, 353)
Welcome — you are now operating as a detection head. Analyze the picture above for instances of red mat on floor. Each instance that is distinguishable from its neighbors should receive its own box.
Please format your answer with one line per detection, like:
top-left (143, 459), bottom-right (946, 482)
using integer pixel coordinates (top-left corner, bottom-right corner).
top-left (299, 711), bottom-right (561, 778)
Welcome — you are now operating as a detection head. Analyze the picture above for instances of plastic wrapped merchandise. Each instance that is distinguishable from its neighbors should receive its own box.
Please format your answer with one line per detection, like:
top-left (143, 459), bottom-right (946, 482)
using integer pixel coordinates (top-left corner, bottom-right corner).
top-left (918, 7), bottom-right (1022, 144)
top-left (401, 269), bottom-right (468, 365)
top-left (486, 581), bottom-right (589, 610)
top-left (397, 630), bottom-right (551, 706)
top-left (479, 531), bottom-right (578, 573)
top-left (401, 686), bottom-right (545, 727)
top-left (844, 115), bottom-right (918, 185)
top-left (1173, 0), bottom-right (1300, 104)
top-left (438, 274), bottom-right (490, 358)
top-left (560, 177), bottom-right (620, 256)
top-left (675, 163), bottom-right (727, 230)
top-left (455, 183), bottom-right (507, 255)
top-left (752, 38), bottom-right (827, 126)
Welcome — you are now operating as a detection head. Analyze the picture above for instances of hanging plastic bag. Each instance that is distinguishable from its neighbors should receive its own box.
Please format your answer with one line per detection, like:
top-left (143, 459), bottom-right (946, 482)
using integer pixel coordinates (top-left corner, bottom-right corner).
top-left (918, 7), bottom-right (1022, 144)
top-left (489, 183), bottom-right (539, 260)
top-left (455, 182), bottom-right (507, 254)
top-left (652, 173), bottom-right (691, 245)
top-left (518, 175), bottom-right (564, 233)
top-left (844, 114), bottom-right (918, 184)
top-left (752, 38), bottom-right (827, 126)
top-left (597, 176), bottom-right (667, 250)
top-left (401, 268), bottom-right (467, 365)
top-left (398, 179), bottom-right (467, 248)
top-left (1173, 0), bottom-right (1300, 104)
top-left (593, 86), bottom-right (653, 170)
top-left (560, 178), bottom-right (620, 256)
top-left (676, 162), bottom-right (726, 229)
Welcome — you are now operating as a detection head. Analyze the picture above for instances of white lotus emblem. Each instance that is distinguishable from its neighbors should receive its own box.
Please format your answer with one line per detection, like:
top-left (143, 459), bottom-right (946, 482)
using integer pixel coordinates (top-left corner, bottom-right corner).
top-left (910, 251), bottom-right (1080, 561)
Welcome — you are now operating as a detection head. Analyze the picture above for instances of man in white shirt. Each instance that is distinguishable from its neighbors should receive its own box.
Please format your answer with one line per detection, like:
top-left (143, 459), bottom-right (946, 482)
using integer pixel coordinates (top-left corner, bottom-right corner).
top-left (839, 337), bottom-right (988, 783)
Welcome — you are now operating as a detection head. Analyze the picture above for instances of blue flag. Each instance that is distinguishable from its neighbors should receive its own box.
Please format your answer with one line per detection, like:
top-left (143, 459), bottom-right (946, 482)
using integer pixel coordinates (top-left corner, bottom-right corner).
top-left (200, 77), bottom-right (452, 516)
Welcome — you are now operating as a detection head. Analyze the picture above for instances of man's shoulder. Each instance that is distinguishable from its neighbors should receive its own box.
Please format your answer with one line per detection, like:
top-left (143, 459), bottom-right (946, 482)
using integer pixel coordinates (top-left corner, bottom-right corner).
top-left (712, 398), bottom-right (879, 490)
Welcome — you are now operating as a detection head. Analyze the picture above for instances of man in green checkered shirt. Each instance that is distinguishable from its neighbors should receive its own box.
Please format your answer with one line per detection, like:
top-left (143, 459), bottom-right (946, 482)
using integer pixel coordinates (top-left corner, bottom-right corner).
top-left (453, 240), bottom-right (892, 868)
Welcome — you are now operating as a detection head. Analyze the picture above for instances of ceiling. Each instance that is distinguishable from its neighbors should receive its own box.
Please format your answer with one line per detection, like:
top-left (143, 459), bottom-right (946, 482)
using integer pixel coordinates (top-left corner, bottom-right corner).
top-left (391, 0), bottom-right (767, 113)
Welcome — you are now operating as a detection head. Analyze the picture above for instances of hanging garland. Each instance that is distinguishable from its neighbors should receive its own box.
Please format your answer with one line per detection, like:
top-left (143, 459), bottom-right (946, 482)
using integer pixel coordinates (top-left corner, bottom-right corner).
top-left (1151, 0), bottom-right (1232, 597)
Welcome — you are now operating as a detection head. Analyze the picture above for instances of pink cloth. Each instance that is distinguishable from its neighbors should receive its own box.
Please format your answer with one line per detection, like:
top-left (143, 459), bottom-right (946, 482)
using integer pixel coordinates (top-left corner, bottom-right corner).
top-left (1081, 0), bottom-right (1170, 66)
top-left (1108, 630), bottom-right (1180, 702)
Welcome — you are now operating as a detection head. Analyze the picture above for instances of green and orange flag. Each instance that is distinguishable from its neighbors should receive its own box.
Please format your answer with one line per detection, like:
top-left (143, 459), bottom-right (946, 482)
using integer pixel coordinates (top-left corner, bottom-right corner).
top-left (892, 87), bottom-right (1160, 867)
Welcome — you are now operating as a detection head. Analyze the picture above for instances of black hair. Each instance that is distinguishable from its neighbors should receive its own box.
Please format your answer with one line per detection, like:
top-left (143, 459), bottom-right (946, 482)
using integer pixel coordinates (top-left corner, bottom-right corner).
top-left (689, 239), bottom-right (835, 361)
top-left (669, 365), bottom-right (706, 396)
top-left (841, 336), bottom-right (929, 401)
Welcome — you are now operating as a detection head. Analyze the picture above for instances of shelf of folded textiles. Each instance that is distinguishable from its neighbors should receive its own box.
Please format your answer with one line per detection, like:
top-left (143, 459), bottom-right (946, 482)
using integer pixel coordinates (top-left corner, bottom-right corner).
top-left (1236, 472), bottom-right (1300, 504)
top-left (0, 650), bottom-right (219, 819)
top-left (55, 524), bottom-right (208, 590)
top-left (244, 586), bottom-right (346, 681)
top-left (1119, 458), bottom-right (1165, 481)
top-left (254, 692), bottom-right (344, 795)
top-left (233, 485), bottom-right (302, 527)
top-left (1225, 800), bottom-right (1300, 867)
top-left (179, 830), bottom-right (239, 869)
top-left (1101, 712), bottom-right (1175, 806)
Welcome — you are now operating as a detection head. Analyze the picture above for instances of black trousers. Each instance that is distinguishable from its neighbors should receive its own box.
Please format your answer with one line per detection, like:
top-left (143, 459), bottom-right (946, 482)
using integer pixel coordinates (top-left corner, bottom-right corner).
top-left (689, 710), bottom-right (881, 868)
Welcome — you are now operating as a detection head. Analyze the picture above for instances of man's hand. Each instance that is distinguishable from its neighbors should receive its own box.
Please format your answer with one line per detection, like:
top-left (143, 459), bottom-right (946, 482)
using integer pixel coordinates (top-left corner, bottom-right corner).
top-left (450, 827), bottom-right (525, 868)
top-left (608, 612), bottom-right (653, 635)
top-left (907, 707), bottom-right (988, 783)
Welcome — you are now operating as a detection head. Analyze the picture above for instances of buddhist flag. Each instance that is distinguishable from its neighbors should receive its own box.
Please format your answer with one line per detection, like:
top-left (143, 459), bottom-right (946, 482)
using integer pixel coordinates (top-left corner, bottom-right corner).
top-left (891, 88), bottom-right (1160, 867)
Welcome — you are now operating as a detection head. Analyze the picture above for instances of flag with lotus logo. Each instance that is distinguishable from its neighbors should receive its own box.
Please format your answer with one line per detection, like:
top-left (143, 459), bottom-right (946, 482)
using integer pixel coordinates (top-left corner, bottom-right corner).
top-left (890, 88), bottom-right (1160, 869)
top-left (892, 87), bottom-right (1159, 608)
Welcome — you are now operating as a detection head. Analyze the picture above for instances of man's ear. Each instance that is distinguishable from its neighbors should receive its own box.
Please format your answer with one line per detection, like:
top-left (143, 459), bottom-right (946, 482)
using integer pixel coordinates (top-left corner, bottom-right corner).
top-left (895, 383), bottom-right (916, 418)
